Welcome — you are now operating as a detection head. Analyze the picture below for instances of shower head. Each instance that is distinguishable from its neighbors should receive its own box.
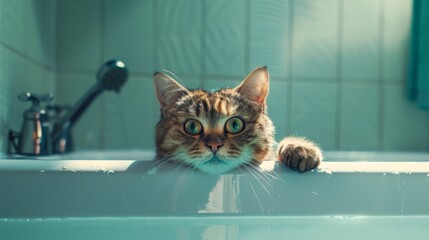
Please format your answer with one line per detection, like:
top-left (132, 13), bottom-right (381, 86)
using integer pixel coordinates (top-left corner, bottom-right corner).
top-left (52, 59), bottom-right (129, 153)
top-left (96, 60), bottom-right (128, 92)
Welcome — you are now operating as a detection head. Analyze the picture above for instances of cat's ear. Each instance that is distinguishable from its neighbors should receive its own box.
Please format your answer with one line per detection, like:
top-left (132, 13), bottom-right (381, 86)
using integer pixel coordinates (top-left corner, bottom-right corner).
top-left (154, 72), bottom-right (189, 109)
top-left (234, 66), bottom-right (269, 105)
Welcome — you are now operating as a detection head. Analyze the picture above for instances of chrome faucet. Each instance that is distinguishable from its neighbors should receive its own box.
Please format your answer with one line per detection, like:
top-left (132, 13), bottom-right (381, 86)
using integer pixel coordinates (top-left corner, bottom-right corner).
top-left (8, 93), bottom-right (54, 155)
top-left (8, 60), bottom-right (128, 155)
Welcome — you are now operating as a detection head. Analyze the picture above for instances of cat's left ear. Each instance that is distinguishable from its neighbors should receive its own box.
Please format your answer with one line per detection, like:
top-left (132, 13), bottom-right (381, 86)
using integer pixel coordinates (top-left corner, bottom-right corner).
top-left (153, 72), bottom-right (189, 109)
top-left (234, 66), bottom-right (269, 105)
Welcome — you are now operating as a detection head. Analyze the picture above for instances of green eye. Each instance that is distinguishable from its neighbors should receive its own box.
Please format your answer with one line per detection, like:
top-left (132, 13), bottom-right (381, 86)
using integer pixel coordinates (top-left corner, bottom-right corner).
top-left (184, 119), bottom-right (203, 135)
top-left (225, 117), bottom-right (245, 134)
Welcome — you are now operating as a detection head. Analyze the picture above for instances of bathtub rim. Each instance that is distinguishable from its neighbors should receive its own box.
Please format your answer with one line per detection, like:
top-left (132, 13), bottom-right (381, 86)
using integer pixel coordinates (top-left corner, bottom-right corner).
top-left (0, 150), bottom-right (429, 174)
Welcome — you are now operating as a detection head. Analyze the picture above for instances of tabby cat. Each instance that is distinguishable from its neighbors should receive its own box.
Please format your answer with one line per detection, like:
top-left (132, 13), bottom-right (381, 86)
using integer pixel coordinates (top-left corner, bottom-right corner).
top-left (153, 67), bottom-right (323, 174)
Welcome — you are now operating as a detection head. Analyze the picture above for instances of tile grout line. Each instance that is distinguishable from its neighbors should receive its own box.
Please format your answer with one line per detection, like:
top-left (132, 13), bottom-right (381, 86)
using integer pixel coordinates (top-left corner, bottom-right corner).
top-left (335, 0), bottom-right (344, 150)
top-left (152, 0), bottom-right (160, 140)
top-left (4, 1), bottom-right (55, 73)
top-left (152, 1), bottom-right (156, 74)
top-left (99, 0), bottom-right (106, 150)
top-left (378, 0), bottom-right (385, 150)
top-left (0, 0), bottom-right (5, 151)
top-left (0, 0), bottom-right (3, 46)
top-left (51, 69), bottom-right (405, 85)
top-left (2, 43), bottom-right (54, 72)
top-left (53, 0), bottom-right (59, 101)
top-left (286, 0), bottom-right (294, 137)
top-left (200, 0), bottom-right (206, 89)
top-left (245, 0), bottom-right (251, 73)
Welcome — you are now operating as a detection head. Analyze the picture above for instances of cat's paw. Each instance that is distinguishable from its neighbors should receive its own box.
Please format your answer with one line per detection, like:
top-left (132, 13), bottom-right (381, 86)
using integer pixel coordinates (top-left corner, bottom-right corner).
top-left (277, 137), bottom-right (323, 172)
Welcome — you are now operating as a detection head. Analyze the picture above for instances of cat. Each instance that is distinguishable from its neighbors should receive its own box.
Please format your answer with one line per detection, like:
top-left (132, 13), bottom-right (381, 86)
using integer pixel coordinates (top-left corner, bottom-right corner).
top-left (153, 67), bottom-right (323, 174)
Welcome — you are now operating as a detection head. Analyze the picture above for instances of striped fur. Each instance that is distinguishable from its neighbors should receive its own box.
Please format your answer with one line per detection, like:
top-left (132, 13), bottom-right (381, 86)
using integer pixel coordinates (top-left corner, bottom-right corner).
top-left (153, 67), bottom-right (322, 174)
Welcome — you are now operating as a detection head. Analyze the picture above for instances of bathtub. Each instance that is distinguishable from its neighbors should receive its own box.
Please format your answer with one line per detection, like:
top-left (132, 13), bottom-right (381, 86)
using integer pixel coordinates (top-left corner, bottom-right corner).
top-left (0, 151), bottom-right (428, 240)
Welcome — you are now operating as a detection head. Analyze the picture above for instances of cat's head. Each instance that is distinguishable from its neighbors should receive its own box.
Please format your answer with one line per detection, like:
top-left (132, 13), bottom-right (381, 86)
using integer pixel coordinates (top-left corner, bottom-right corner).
top-left (153, 67), bottom-right (274, 174)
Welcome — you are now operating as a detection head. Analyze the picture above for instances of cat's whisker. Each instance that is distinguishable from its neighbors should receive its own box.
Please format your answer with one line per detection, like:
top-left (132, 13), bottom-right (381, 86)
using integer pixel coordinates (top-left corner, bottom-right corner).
top-left (249, 164), bottom-right (319, 195)
top-left (248, 163), bottom-right (280, 181)
top-left (164, 160), bottom-right (189, 180)
top-left (161, 70), bottom-right (181, 83)
top-left (183, 163), bottom-right (197, 182)
top-left (249, 163), bottom-right (314, 193)
top-left (238, 168), bottom-right (265, 212)
top-left (245, 164), bottom-right (273, 186)
top-left (164, 165), bottom-right (187, 182)
top-left (248, 181), bottom-right (265, 213)
top-left (168, 162), bottom-right (194, 186)
top-left (150, 153), bottom-right (185, 172)
top-left (242, 164), bottom-right (272, 196)
top-left (149, 158), bottom-right (173, 170)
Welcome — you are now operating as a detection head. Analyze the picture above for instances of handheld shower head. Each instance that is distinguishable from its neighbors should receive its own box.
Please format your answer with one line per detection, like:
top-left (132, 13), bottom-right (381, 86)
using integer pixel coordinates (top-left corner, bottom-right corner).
top-left (97, 60), bottom-right (128, 92)
top-left (52, 59), bottom-right (129, 153)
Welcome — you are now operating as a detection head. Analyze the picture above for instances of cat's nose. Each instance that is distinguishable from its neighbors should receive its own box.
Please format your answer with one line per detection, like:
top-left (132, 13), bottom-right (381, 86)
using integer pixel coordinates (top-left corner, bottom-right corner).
top-left (205, 142), bottom-right (224, 153)
top-left (203, 133), bottom-right (225, 153)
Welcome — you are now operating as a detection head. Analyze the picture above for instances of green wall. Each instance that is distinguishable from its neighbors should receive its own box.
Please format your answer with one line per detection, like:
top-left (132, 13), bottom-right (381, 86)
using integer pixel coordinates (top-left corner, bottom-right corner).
top-left (1, 0), bottom-right (428, 153)
top-left (0, 0), bottom-right (56, 153)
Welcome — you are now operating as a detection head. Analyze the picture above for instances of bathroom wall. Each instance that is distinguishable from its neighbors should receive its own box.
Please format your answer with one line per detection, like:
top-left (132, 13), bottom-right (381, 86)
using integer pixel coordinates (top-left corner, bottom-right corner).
top-left (46, 0), bottom-right (429, 151)
top-left (2, 0), bottom-right (425, 155)
top-left (56, 0), bottom-right (429, 152)
top-left (0, 0), bottom-right (57, 153)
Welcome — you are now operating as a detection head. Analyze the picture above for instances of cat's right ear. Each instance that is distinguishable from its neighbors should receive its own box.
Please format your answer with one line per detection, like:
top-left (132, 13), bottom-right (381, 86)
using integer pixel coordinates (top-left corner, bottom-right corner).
top-left (234, 66), bottom-right (269, 105)
top-left (153, 72), bottom-right (189, 109)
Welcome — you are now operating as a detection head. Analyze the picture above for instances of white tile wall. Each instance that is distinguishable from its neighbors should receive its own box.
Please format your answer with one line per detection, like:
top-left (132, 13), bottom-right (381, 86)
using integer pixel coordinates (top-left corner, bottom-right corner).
top-left (0, 0), bottom-right (4, 44)
top-left (383, 84), bottom-right (429, 150)
top-left (341, 0), bottom-right (380, 82)
top-left (104, 76), bottom-right (158, 149)
top-left (340, 84), bottom-right (379, 150)
top-left (4, 0), bottom-right (25, 55)
top-left (383, 0), bottom-right (412, 82)
top-left (205, 0), bottom-right (247, 76)
top-left (4, 0), bottom-right (56, 68)
top-left (57, 0), bottom-right (101, 72)
top-left (175, 75), bottom-right (202, 90)
top-left (1, 0), bottom-right (8, 152)
top-left (156, 0), bottom-right (202, 76)
top-left (290, 82), bottom-right (337, 149)
top-left (0, 44), bottom-right (5, 151)
top-left (0, 0), bottom-right (56, 153)
top-left (292, 0), bottom-right (339, 79)
top-left (104, 0), bottom-right (153, 74)
top-left (250, 0), bottom-right (290, 78)
top-left (0, 0), bottom-right (427, 153)
top-left (266, 80), bottom-right (289, 141)
top-left (25, 0), bottom-right (56, 68)
top-left (52, 0), bottom-right (429, 152)
top-left (203, 77), bottom-right (241, 91)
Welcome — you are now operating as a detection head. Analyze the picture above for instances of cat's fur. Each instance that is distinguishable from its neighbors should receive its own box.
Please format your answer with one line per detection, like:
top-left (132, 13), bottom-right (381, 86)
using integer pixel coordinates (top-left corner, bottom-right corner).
top-left (153, 67), bottom-right (323, 174)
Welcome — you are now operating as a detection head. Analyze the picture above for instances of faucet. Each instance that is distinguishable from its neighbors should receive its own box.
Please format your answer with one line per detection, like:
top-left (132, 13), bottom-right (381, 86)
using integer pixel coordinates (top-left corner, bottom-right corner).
top-left (8, 60), bottom-right (128, 155)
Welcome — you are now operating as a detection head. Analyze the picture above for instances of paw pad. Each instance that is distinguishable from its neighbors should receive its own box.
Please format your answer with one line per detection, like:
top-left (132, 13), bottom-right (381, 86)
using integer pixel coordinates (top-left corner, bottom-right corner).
top-left (277, 140), bottom-right (322, 172)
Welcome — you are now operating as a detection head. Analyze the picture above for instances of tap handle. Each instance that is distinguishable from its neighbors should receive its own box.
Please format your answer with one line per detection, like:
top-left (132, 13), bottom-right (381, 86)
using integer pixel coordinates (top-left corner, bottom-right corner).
top-left (18, 92), bottom-right (54, 105)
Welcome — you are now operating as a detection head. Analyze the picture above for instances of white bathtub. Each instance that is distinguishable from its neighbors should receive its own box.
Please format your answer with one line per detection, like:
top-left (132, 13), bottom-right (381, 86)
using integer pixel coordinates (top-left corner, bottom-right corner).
top-left (0, 151), bottom-right (428, 240)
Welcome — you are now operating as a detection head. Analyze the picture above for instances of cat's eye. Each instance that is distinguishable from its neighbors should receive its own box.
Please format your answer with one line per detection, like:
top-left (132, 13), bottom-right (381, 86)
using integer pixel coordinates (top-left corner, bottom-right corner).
top-left (184, 119), bottom-right (203, 135)
top-left (225, 117), bottom-right (245, 134)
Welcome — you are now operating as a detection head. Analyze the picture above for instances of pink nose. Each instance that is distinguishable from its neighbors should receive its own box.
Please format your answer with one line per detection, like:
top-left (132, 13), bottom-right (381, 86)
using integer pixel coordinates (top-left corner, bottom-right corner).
top-left (205, 142), bottom-right (224, 153)
top-left (202, 133), bottom-right (225, 153)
